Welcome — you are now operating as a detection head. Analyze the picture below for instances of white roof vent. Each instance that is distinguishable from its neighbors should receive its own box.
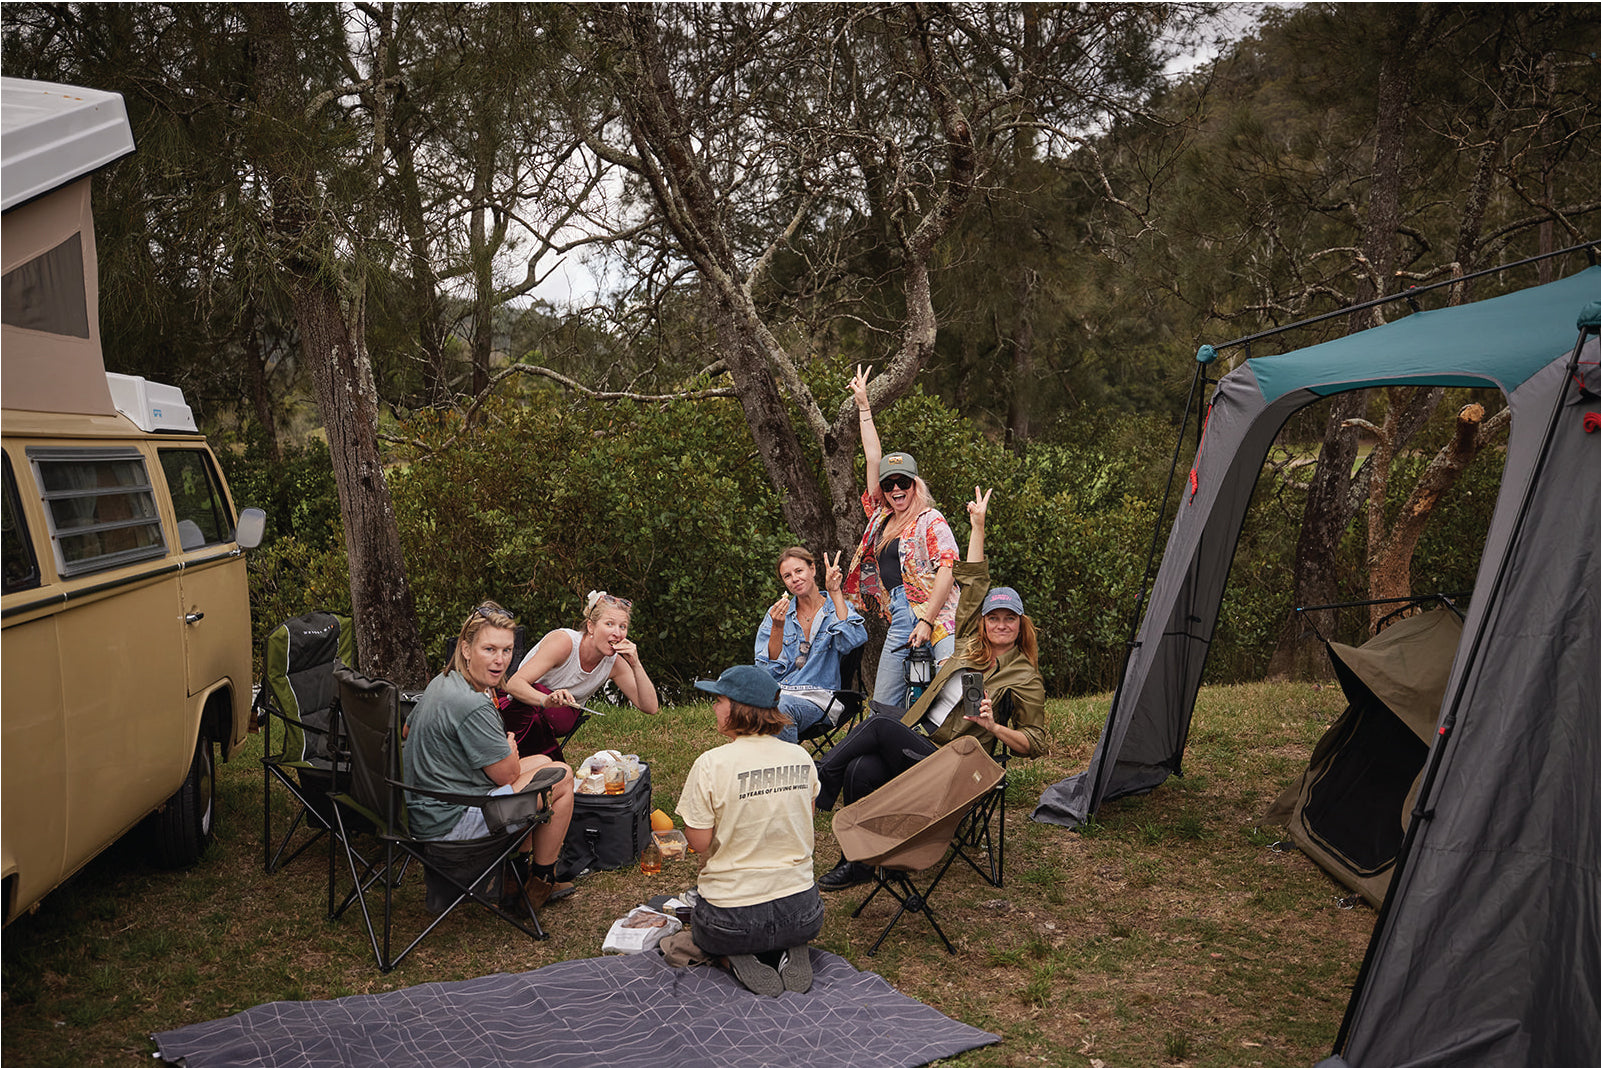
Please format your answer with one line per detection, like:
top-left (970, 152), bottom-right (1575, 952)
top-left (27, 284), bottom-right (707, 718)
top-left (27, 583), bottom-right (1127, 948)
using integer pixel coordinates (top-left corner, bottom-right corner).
top-left (105, 372), bottom-right (196, 433)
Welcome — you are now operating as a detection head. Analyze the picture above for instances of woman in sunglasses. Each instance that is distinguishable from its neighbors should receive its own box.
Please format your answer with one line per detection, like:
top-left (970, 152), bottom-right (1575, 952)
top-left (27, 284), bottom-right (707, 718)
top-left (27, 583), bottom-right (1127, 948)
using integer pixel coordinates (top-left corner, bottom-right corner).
top-left (754, 546), bottom-right (868, 744)
top-left (843, 365), bottom-right (961, 708)
top-left (500, 590), bottom-right (660, 757)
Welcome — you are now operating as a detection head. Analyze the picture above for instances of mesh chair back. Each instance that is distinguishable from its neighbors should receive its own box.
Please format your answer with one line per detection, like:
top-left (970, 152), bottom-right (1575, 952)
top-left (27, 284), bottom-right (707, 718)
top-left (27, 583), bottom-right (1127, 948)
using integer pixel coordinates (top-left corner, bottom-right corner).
top-left (263, 611), bottom-right (355, 765)
top-left (332, 663), bottom-right (404, 836)
top-left (834, 736), bottom-right (1004, 871)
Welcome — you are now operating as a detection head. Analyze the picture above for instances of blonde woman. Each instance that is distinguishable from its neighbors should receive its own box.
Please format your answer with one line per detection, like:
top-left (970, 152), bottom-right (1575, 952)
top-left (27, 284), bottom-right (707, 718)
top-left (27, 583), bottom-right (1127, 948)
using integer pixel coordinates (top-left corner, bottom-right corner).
top-left (501, 591), bottom-right (659, 757)
top-left (404, 601), bottom-right (577, 909)
top-left (843, 365), bottom-right (960, 707)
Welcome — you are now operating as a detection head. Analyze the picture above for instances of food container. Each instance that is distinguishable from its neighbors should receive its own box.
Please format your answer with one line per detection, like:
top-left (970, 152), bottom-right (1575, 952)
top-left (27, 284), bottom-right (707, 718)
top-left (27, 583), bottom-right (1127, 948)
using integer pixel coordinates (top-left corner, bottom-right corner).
top-left (651, 829), bottom-right (689, 861)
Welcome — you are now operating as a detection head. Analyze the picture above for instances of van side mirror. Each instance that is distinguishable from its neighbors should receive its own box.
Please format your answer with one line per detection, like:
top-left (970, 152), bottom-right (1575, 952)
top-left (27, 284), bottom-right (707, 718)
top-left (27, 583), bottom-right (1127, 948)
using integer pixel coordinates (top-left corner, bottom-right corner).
top-left (235, 507), bottom-right (266, 549)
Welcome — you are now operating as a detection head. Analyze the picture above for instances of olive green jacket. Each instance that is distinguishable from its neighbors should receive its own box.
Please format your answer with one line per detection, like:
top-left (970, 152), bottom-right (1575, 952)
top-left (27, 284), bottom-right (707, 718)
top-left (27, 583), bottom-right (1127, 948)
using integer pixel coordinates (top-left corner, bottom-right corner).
top-left (900, 559), bottom-right (1049, 758)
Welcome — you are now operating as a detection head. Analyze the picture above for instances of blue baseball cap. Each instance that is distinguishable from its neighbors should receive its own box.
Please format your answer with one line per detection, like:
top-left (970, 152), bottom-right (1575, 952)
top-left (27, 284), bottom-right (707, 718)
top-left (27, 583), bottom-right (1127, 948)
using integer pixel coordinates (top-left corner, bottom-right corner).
top-left (694, 664), bottom-right (781, 709)
top-left (982, 587), bottom-right (1025, 616)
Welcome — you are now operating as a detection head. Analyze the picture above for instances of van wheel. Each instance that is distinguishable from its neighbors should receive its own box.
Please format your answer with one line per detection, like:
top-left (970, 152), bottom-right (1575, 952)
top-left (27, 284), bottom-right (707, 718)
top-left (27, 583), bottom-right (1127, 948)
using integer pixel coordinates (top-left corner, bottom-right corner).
top-left (151, 736), bottom-right (215, 868)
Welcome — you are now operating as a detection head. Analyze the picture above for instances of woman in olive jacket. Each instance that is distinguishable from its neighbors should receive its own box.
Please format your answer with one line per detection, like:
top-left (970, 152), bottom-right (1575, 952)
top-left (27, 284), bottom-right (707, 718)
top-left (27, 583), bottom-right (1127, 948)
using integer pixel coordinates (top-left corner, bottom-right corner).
top-left (816, 487), bottom-right (1048, 890)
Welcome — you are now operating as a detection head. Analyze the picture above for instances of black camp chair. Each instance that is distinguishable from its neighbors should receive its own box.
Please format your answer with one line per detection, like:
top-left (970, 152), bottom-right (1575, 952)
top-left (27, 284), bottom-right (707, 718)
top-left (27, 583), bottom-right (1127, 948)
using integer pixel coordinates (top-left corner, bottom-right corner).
top-left (797, 645), bottom-right (870, 756)
top-left (328, 663), bottom-right (561, 972)
top-left (255, 611), bottom-right (356, 875)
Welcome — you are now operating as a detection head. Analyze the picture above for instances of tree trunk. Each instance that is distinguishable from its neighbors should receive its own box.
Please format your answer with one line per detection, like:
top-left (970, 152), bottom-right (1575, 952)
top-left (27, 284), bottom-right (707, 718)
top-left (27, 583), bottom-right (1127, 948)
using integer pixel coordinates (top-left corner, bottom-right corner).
top-left (243, 309), bottom-right (280, 464)
top-left (248, 2), bottom-right (429, 685)
top-left (1367, 403), bottom-right (1502, 628)
top-left (1270, 6), bottom-right (1425, 676)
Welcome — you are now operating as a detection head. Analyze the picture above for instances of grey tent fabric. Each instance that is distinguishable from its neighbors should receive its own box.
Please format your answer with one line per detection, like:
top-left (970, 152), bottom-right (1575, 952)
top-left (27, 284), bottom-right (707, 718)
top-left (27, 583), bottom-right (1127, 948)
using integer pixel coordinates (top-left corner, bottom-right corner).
top-left (1336, 342), bottom-right (1600, 1067)
top-left (151, 949), bottom-right (999, 1067)
top-left (1030, 267), bottom-right (1600, 1066)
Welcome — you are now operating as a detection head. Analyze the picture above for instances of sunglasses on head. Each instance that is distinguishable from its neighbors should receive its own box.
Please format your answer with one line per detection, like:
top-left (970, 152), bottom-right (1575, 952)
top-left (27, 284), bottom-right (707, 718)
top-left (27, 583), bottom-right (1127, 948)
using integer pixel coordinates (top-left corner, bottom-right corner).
top-left (597, 593), bottom-right (632, 610)
top-left (880, 475), bottom-right (915, 492)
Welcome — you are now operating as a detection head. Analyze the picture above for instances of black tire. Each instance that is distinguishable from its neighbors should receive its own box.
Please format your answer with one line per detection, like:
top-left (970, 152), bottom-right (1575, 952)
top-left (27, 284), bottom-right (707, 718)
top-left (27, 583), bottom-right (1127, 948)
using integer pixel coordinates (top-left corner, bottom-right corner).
top-left (150, 735), bottom-right (215, 868)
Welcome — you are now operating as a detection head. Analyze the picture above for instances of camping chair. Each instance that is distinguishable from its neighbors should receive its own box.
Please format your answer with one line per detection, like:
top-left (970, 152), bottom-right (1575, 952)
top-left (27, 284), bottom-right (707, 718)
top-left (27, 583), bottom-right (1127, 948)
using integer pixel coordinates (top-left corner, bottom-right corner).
top-left (255, 610), bottom-right (356, 874)
top-left (832, 735), bottom-right (1005, 955)
top-left (797, 645), bottom-right (869, 755)
top-left (327, 663), bottom-right (561, 972)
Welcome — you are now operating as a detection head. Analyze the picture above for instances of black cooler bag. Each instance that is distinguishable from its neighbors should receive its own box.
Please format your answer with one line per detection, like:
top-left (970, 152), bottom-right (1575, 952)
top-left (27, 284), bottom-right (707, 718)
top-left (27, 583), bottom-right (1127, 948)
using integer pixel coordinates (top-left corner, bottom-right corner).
top-left (557, 764), bottom-right (651, 880)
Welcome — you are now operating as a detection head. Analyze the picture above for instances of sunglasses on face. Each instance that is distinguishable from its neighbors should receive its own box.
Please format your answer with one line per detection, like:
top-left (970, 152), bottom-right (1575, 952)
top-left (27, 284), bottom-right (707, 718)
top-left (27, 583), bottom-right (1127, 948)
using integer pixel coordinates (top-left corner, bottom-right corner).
top-left (880, 476), bottom-right (915, 492)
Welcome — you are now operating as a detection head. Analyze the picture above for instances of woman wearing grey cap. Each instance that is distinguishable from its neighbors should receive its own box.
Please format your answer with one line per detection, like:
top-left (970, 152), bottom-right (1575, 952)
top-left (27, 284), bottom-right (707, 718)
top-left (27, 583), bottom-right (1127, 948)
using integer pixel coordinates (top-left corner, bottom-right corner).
top-left (817, 487), bottom-right (1048, 891)
top-left (675, 665), bottom-right (824, 995)
top-left (843, 365), bottom-right (962, 707)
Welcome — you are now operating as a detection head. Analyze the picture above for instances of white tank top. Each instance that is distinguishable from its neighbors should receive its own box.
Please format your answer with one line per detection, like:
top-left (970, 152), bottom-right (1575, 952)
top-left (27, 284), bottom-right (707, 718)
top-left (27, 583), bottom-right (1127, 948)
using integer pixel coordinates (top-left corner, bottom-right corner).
top-left (520, 628), bottom-right (615, 703)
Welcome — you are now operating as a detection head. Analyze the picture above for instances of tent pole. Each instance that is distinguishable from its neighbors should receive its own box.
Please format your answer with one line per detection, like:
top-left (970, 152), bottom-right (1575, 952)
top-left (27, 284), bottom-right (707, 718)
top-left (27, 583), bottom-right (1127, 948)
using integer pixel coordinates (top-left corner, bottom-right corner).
top-left (1213, 239), bottom-right (1598, 358)
top-left (1332, 322), bottom-right (1596, 1056)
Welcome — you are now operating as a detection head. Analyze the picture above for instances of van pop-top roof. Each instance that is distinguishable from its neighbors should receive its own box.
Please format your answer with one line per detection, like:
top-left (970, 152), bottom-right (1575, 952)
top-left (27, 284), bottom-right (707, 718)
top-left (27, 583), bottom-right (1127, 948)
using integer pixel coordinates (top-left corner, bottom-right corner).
top-left (1, 77), bottom-right (135, 212)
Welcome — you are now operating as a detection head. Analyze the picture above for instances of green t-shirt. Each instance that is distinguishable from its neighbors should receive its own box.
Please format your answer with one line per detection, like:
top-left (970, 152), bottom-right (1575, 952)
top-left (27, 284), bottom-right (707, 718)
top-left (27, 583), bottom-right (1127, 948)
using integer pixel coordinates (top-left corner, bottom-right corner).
top-left (403, 670), bottom-right (512, 839)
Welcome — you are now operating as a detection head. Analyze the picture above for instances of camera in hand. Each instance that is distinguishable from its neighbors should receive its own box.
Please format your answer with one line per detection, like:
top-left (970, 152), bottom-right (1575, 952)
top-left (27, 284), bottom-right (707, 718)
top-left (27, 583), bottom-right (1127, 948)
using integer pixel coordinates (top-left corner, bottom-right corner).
top-left (959, 670), bottom-right (985, 719)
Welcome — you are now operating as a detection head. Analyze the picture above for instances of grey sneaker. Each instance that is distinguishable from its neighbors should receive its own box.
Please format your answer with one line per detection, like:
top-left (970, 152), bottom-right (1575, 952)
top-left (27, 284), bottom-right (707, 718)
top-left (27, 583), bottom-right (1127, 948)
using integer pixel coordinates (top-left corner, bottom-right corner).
top-left (727, 954), bottom-right (784, 997)
top-left (780, 946), bottom-right (813, 993)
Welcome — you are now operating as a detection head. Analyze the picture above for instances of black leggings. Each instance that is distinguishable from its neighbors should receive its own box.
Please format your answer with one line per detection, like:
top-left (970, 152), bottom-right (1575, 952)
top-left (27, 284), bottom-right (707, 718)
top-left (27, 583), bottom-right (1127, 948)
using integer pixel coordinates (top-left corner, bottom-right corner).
top-left (815, 713), bottom-right (937, 811)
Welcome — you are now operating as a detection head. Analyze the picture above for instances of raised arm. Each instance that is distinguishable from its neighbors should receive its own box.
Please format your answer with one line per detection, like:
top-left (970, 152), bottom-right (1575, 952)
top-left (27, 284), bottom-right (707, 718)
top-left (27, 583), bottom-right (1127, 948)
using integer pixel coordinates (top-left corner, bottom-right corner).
top-left (609, 639), bottom-right (660, 714)
top-left (851, 365), bottom-right (883, 506)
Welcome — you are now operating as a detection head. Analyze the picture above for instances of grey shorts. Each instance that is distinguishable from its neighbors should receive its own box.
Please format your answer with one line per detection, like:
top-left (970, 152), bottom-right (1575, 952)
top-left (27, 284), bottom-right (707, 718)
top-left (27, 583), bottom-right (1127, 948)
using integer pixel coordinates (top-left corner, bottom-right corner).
top-left (441, 783), bottom-right (516, 841)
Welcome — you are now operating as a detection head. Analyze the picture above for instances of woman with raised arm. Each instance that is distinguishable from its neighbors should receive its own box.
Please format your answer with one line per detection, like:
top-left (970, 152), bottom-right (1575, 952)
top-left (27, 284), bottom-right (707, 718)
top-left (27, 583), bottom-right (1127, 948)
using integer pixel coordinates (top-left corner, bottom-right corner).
top-left (500, 591), bottom-right (659, 757)
top-left (816, 487), bottom-right (1049, 891)
top-left (842, 365), bottom-right (961, 708)
top-left (755, 547), bottom-right (868, 744)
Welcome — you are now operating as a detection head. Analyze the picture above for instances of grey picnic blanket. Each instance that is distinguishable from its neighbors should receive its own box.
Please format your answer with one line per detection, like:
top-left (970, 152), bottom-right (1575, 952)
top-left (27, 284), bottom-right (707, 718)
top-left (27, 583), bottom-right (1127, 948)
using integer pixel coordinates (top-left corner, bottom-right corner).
top-left (151, 949), bottom-right (999, 1067)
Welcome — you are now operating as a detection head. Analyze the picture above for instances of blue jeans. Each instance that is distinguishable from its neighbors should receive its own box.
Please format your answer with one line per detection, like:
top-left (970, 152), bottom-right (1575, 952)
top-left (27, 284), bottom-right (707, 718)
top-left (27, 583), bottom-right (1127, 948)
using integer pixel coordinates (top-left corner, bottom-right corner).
top-left (872, 586), bottom-right (954, 708)
top-left (776, 692), bottom-right (828, 745)
top-left (692, 883), bottom-right (825, 956)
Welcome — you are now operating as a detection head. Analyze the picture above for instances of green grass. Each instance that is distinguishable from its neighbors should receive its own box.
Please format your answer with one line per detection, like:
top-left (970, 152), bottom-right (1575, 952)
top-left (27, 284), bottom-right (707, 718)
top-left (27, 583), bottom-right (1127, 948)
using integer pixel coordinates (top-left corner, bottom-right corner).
top-left (1, 680), bottom-right (1371, 1067)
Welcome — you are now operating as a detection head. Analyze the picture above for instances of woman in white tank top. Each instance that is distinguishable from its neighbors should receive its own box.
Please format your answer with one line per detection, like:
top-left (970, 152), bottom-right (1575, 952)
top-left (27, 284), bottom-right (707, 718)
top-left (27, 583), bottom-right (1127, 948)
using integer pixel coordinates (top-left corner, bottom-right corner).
top-left (501, 591), bottom-right (660, 755)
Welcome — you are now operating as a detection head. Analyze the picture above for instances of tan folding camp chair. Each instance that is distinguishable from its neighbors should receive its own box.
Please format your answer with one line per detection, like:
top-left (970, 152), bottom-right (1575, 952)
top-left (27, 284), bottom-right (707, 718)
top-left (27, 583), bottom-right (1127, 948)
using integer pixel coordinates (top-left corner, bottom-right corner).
top-left (832, 735), bottom-right (1005, 955)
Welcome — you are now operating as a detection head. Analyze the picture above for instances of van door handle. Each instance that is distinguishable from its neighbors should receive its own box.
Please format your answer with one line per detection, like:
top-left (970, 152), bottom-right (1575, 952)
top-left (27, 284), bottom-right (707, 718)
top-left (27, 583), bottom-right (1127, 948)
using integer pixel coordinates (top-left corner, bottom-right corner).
top-left (185, 611), bottom-right (205, 625)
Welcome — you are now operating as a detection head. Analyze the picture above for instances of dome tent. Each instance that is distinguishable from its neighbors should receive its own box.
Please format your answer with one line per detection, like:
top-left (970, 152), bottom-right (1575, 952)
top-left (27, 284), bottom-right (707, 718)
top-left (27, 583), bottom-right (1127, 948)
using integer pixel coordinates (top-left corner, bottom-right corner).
top-left (1035, 265), bottom-right (1601, 1066)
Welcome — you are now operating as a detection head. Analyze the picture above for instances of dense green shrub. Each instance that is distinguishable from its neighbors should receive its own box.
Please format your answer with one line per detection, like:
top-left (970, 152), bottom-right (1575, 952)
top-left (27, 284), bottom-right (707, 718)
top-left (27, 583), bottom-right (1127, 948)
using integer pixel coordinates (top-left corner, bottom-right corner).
top-left (389, 396), bottom-right (790, 693)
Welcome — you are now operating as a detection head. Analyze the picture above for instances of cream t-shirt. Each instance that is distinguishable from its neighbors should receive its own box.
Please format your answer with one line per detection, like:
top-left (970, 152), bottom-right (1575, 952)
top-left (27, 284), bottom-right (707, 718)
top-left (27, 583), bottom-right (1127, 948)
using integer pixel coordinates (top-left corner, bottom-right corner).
top-left (676, 734), bottom-right (818, 908)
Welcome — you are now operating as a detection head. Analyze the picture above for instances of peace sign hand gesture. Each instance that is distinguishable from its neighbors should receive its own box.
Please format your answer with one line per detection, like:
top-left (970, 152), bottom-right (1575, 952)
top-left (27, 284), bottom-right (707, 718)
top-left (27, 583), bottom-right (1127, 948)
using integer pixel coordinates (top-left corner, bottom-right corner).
top-left (823, 551), bottom-right (844, 593)
top-left (849, 365), bottom-right (872, 411)
top-left (967, 486), bottom-right (992, 529)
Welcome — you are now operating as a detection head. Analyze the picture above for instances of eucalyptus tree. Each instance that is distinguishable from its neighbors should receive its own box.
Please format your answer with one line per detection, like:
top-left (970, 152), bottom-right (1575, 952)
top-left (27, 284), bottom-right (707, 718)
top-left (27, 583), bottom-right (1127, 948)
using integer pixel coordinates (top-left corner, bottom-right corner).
top-left (535, 2), bottom-right (1197, 552)
top-left (236, 2), bottom-right (434, 684)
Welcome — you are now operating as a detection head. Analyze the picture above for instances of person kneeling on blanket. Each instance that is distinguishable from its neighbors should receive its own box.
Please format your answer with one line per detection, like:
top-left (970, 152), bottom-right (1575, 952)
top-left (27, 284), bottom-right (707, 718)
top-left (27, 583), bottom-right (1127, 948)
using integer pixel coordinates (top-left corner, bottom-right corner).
top-left (670, 665), bottom-right (824, 995)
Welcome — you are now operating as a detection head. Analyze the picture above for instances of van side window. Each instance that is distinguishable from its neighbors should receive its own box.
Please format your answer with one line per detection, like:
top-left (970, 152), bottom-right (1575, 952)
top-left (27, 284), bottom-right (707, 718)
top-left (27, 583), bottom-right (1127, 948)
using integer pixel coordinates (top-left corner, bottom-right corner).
top-left (2, 455), bottom-right (41, 593)
top-left (1, 232), bottom-right (91, 338)
top-left (27, 447), bottom-right (167, 577)
top-left (158, 449), bottom-right (233, 550)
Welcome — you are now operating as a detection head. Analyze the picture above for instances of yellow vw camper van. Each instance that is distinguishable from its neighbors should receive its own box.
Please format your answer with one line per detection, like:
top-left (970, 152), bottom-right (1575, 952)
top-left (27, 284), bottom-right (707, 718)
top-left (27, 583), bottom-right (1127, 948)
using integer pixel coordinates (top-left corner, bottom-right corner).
top-left (2, 78), bottom-right (264, 924)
